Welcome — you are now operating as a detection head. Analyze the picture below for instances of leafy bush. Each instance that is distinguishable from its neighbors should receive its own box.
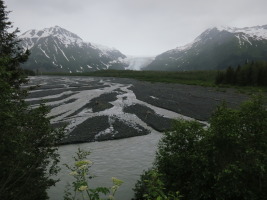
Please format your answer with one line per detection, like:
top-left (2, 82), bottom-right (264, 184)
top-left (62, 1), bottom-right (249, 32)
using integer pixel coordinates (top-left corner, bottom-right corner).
top-left (133, 169), bottom-right (181, 200)
top-left (134, 95), bottom-right (267, 200)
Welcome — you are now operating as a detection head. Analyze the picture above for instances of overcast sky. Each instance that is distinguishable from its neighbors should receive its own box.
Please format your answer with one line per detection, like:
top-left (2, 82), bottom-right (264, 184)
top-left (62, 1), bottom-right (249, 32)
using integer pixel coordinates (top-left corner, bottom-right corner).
top-left (5, 0), bottom-right (267, 56)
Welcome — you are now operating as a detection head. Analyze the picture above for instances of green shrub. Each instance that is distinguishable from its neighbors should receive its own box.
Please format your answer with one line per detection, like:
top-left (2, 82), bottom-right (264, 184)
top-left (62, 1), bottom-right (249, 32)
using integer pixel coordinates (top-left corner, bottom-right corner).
top-left (134, 95), bottom-right (267, 200)
top-left (133, 169), bottom-right (181, 200)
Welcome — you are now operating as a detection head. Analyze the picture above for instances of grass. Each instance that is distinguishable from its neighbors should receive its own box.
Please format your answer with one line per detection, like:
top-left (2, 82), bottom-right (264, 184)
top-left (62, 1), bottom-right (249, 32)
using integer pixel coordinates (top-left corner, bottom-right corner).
top-left (45, 70), bottom-right (218, 87)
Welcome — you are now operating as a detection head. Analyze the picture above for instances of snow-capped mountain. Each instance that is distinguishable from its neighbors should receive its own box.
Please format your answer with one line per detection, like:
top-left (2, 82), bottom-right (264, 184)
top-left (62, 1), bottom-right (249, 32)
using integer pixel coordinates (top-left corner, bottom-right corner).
top-left (19, 26), bottom-right (128, 73)
top-left (145, 25), bottom-right (267, 71)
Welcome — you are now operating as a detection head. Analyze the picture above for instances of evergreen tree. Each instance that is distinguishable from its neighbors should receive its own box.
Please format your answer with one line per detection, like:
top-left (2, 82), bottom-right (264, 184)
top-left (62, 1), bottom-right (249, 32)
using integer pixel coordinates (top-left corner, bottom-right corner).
top-left (0, 1), bottom-right (64, 199)
top-left (258, 65), bottom-right (267, 86)
top-left (215, 61), bottom-right (267, 86)
top-left (246, 64), bottom-right (253, 85)
top-left (225, 66), bottom-right (235, 84)
top-left (215, 71), bottom-right (224, 84)
top-left (234, 64), bottom-right (242, 85)
top-left (0, 0), bottom-right (29, 87)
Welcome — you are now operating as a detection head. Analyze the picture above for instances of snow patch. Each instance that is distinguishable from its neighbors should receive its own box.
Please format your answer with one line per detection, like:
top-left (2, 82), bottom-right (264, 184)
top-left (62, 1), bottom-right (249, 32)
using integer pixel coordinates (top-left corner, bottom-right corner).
top-left (39, 46), bottom-right (50, 58)
top-left (54, 45), bottom-right (58, 54)
top-left (235, 34), bottom-right (242, 46)
top-left (150, 96), bottom-right (159, 100)
top-left (19, 26), bottom-right (83, 47)
top-left (52, 61), bottom-right (58, 66)
top-left (216, 25), bottom-right (267, 40)
top-left (91, 42), bottom-right (117, 54)
top-left (242, 35), bottom-right (253, 45)
top-left (54, 41), bottom-right (69, 62)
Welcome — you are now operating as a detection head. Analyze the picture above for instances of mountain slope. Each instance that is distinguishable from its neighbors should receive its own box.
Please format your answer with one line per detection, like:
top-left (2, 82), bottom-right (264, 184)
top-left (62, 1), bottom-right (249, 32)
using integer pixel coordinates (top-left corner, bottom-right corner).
top-left (145, 25), bottom-right (267, 71)
top-left (19, 26), bottom-right (127, 73)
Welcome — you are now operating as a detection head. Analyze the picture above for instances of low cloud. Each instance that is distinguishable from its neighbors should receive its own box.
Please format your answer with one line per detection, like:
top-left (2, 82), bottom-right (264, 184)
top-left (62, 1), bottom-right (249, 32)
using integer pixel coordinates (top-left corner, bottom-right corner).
top-left (5, 0), bottom-right (267, 56)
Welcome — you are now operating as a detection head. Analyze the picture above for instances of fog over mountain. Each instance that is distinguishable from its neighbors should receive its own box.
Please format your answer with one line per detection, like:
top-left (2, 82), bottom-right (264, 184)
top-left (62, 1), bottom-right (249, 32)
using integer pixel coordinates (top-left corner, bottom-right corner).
top-left (145, 24), bottom-right (267, 71)
top-left (7, 0), bottom-right (267, 56)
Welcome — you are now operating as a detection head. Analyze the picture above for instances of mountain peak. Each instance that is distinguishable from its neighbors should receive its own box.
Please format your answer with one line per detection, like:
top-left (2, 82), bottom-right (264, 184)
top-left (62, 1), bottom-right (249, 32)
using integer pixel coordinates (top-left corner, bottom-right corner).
top-left (23, 26), bottom-right (81, 39)
top-left (19, 26), bottom-right (128, 73)
top-left (19, 26), bottom-right (83, 48)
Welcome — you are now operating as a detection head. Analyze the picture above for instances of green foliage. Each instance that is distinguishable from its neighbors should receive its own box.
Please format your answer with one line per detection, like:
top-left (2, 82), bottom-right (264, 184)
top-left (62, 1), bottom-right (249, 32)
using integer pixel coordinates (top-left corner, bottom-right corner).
top-left (216, 61), bottom-right (267, 86)
top-left (134, 95), bottom-right (267, 200)
top-left (0, 1), bottom-right (64, 199)
top-left (0, 97), bottom-right (64, 200)
top-left (64, 148), bottom-right (123, 200)
top-left (155, 120), bottom-right (207, 199)
top-left (133, 169), bottom-right (182, 200)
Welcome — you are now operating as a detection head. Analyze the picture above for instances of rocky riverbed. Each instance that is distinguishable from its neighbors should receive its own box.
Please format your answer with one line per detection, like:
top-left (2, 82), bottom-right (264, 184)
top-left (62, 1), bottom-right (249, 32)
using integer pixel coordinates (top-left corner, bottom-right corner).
top-left (26, 76), bottom-right (249, 144)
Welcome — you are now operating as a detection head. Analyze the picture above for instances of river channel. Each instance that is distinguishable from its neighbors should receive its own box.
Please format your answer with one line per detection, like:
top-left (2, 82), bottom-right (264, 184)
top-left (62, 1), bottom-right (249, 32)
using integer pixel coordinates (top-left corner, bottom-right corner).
top-left (48, 131), bottom-right (161, 200)
top-left (26, 76), bottom-right (247, 200)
